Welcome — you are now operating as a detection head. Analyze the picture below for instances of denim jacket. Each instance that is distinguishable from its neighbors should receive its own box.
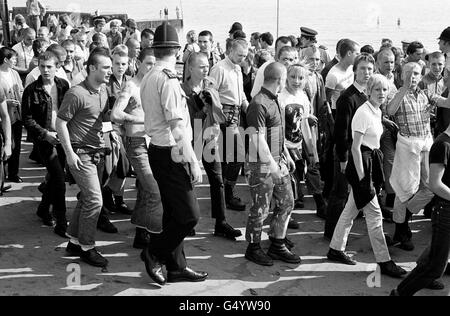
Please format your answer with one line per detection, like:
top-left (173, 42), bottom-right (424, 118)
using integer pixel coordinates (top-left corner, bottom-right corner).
top-left (22, 76), bottom-right (70, 142)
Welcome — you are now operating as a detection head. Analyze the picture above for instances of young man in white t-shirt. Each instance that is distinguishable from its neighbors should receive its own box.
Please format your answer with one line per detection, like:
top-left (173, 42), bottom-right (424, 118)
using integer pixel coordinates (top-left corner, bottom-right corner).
top-left (325, 39), bottom-right (359, 115)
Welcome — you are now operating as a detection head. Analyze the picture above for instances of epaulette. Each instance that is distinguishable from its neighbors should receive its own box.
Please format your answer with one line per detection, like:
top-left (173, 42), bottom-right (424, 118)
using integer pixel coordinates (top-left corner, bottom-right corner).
top-left (163, 68), bottom-right (178, 79)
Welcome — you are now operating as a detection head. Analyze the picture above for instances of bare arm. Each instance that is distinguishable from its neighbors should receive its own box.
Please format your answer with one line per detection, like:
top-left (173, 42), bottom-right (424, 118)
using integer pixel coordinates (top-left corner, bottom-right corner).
top-left (429, 163), bottom-right (450, 201)
top-left (110, 83), bottom-right (144, 124)
top-left (56, 117), bottom-right (83, 170)
top-left (0, 100), bottom-right (12, 159)
top-left (170, 119), bottom-right (202, 184)
top-left (252, 132), bottom-right (282, 180)
top-left (387, 86), bottom-right (408, 116)
top-left (351, 132), bottom-right (365, 181)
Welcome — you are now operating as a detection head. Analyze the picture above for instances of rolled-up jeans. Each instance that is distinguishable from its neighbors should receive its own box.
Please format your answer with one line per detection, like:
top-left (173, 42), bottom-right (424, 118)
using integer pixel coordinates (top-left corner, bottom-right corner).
top-left (125, 137), bottom-right (163, 233)
top-left (245, 160), bottom-right (294, 244)
top-left (67, 153), bottom-right (104, 248)
top-left (397, 200), bottom-right (450, 296)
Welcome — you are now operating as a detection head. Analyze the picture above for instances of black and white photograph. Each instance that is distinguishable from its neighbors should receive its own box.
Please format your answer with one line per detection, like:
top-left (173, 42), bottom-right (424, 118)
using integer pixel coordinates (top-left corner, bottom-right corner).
top-left (0, 0), bottom-right (450, 298)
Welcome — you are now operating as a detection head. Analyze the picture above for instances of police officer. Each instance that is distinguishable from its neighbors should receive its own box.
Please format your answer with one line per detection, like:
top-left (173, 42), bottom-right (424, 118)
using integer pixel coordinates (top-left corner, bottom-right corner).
top-left (298, 27), bottom-right (331, 70)
top-left (140, 22), bottom-right (208, 285)
top-left (244, 62), bottom-right (301, 267)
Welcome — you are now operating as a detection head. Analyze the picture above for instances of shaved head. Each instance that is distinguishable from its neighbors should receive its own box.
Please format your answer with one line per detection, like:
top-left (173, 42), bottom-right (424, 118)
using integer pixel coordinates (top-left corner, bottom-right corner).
top-left (264, 62), bottom-right (287, 83)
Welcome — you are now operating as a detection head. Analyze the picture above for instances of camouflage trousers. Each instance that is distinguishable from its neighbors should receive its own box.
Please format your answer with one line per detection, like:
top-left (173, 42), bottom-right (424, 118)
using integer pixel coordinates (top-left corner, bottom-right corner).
top-left (245, 160), bottom-right (294, 243)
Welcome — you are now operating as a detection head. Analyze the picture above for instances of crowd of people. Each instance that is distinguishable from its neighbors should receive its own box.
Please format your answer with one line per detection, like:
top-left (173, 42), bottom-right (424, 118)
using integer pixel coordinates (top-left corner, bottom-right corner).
top-left (1, 2), bottom-right (450, 295)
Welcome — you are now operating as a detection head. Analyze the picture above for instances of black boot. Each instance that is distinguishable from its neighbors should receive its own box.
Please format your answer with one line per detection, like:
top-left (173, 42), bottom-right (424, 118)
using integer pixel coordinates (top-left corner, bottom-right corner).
top-left (225, 184), bottom-right (246, 212)
top-left (314, 194), bottom-right (327, 219)
top-left (245, 243), bottom-right (273, 266)
top-left (102, 187), bottom-right (116, 213)
top-left (270, 236), bottom-right (295, 251)
top-left (114, 195), bottom-right (132, 215)
top-left (267, 239), bottom-right (302, 264)
top-left (393, 211), bottom-right (414, 251)
top-left (133, 227), bottom-right (151, 249)
top-left (97, 212), bottom-right (118, 234)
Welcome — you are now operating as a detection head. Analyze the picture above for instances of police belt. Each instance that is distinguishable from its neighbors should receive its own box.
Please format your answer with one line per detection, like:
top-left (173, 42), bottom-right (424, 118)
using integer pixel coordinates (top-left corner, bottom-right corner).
top-left (222, 104), bottom-right (241, 126)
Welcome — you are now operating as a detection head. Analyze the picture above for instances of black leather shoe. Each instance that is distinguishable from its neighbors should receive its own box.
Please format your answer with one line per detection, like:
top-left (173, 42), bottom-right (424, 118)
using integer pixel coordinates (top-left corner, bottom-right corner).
top-left (288, 218), bottom-right (300, 229)
top-left (37, 182), bottom-right (47, 194)
top-left (66, 242), bottom-right (82, 256)
top-left (327, 248), bottom-right (357, 265)
top-left (390, 289), bottom-right (400, 296)
top-left (294, 199), bottom-right (304, 209)
top-left (1, 184), bottom-right (12, 193)
top-left (245, 244), bottom-right (273, 266)
top-left (97, 216), bottom-right (118, 234)
top-left (114, 196), bottom-right (133, 215)
top-left (133, 228), bottom-right (151, 249)
top-left (379, 260), bottom-right (407, 278)
top-left (36, 205), bottom-right (55, 227)
top-left (80, 248), bottom-right (108, 268)
top-left (54, 224), bottom-right (68, 238)
top-left (7, 176), bottom-right (23, 183)
top-left (102, 189), bottom-right (117, 213)
top-left (167, 267), bottom-right (208, 283)
top-left (426, 279), bottom-right (445, 290)
top-left (214, 222), bottom-right (242, 240)
top-left (268, 243), bottom-right (301, 264)
top-left (140, 249), bottom-right (166, 285)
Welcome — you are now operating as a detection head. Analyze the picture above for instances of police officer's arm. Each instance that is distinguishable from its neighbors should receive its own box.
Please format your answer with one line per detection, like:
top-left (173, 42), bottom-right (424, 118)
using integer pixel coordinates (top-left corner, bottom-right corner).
top-left (170, 119), bottom-right (202, 184)
top-left (161, 76), bottom-right (202, 183)
top-left (111, 82), bottom-right (144, 124)
top-left (0, 99), bottom-right (12, 160)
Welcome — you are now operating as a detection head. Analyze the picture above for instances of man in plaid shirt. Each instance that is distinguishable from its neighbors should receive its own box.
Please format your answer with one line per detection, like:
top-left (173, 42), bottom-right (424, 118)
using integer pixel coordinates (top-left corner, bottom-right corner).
top-left (387, 62), bottom-right (450, 251)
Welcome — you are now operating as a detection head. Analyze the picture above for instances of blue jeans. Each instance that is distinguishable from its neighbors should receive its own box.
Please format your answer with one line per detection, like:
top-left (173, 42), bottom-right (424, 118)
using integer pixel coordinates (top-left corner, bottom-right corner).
top-left (245, 161), bottom-right (294, 243)
top-left (67, 153), bottom-right (104, 248)
top-left (397, 199), bottom-right (450, 296)
top-left (125, 137), bottom-right (163, 233)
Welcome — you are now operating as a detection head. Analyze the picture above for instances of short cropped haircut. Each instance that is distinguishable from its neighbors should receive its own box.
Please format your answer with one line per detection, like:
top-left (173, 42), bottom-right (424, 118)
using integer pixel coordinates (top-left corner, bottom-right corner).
top-left (38, 50), bottom-right (59, 66)
top-left (47, 44), bottom-right (67, 61)
top-left (427, 51), bottom-right (445, 61)
top-left (360, 45), bottom-right (374, 55)
top-left (112, 44), bottom-right (128, 57)
top-left (22, 27), bottom-right (36, 37)
top-left (251, 32), bottom-right (261, 40)
top-left (260, 32), bottom-right (274, 46)
top-left (141, 28), bottom-right (154, 40)
top-left (231, 39), bottom-right (248, 51)
top-left (32, 38), bottom-right (47, 56)
top-left (407, 41), bottom-right (424, 55)
top-left (86, 47), bottom-right (111, 74)
top-left (263, 62), bottom-right (286, 83)
top-left (339, 39), bottom-right (358, 58)
top-left (0, 47), bottom-right (18, 65)
top-left (232, 30), bottom-right (246, 40)
top-left (255, 50), bottom-right (272, 68)
top-left (275, 36), bottom-right (292, 51)
top-left (61, 39), bottom-right (76, 48)
top-left (367, 74), bottom-right (390, 97)
top-left (187, 51), bottom-right (208, 67)
top-left (198, 30), bottom-right (213, 41)
top-left (138, 47), bottom-right (155, 62)
top-left (277, 46), bottom-right (297, 60)
top-left (353, 53), bottom-right (375, 72)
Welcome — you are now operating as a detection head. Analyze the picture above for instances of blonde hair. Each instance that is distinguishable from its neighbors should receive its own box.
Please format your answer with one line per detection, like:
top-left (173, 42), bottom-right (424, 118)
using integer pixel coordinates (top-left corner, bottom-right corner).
top-left (367, 74), bottom-right (390, 96)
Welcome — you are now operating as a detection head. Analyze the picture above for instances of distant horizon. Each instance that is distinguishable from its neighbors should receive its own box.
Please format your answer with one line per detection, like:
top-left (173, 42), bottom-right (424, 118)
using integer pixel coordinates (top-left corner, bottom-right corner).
top-left (7, 0), bottom-right (450, 55)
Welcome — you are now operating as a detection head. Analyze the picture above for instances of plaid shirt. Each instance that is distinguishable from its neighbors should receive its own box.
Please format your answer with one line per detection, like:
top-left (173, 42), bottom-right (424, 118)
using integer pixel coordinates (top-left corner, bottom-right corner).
top-left (394, 88), bottom-right (438, 138)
